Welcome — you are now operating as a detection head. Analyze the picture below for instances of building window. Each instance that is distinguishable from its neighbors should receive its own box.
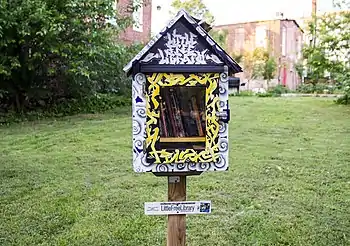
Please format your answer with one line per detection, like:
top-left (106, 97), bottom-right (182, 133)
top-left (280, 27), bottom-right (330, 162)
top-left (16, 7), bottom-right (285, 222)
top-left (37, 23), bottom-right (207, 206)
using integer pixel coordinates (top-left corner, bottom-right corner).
top-left (133, 0), bottom-right (143, 32)
top-left (234, 28), bottom-right (245, 52)
top-left (281, 27), bottom-right (287, 56)
top-left (255, 26), bottom-right (267, 48)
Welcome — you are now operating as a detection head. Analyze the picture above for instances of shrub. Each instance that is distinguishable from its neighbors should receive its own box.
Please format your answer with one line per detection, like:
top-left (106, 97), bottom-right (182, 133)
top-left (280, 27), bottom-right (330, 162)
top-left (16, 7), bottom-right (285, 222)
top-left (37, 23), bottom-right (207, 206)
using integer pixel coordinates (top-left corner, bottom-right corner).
top-left (335, 72), bottom-right (350, 105)
top-left (232, 91), bottom-right (254, 97)
top-left (0, 94), bottom-right (131, 124)
top-left (0, 0), bottom-right (140, 113)
top-left (296, 84), bottom-right (336, 94)
top-left (267, 85), bottom-right (290, 96)
top-left (256, 92), bottom-right (274, 97)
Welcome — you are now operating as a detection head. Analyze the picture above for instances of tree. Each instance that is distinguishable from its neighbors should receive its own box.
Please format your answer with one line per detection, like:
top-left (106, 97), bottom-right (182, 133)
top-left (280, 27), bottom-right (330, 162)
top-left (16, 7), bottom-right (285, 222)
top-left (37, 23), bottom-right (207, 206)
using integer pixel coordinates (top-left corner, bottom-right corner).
top-left (170, 0), bottom-right (232, 57)
top-left (294, 60), bottom-right (305, 82)
top-left (0, 0), bottom-right (141, 112)
top-left (263, 57), bottom-right (277, 88)
top-left (303, 0), bottom-right (350, 103)
top-left (242, 48), bottom-right (276, 89)
top-left (209, 29), bottom-right (228, 51)
top-left (171, 0), bottom-right (214, 24)
top-left (242, 51), bottom-right (259, 89)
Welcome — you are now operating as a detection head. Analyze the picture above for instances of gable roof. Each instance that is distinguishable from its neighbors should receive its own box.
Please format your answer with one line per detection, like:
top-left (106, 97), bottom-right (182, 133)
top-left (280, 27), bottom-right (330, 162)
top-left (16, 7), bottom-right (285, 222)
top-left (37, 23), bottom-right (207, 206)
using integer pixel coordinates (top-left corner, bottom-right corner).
top-left (123, 9), bottom-right (242, 75)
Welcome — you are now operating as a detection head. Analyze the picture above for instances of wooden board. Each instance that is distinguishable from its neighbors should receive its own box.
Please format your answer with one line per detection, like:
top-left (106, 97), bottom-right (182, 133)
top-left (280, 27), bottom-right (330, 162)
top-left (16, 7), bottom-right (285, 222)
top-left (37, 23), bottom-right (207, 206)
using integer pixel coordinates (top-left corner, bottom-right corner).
top-left (167, 176), bottom-right (186, 246)
top-left (160, 137), bottom-right (206, 143)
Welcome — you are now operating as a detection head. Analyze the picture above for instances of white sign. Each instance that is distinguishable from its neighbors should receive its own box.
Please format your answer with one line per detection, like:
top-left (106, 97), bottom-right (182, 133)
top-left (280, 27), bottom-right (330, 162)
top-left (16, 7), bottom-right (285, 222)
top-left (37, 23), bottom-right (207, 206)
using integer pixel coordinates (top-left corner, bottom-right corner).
top-left (145, 201), bottom-right (212, 215)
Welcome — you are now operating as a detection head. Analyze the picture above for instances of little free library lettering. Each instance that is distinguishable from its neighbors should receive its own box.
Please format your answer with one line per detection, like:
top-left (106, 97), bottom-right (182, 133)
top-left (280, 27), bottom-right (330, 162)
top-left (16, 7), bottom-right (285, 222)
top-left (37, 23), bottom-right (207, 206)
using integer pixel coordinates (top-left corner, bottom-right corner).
top-left (125, 9), bottom-right (242, 174)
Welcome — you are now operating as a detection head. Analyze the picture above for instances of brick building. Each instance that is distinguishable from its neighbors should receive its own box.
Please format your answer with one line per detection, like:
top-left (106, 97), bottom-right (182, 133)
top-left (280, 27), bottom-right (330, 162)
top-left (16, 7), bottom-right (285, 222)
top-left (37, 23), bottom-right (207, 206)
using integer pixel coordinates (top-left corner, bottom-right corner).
top-left (116, 0), bottom-right (152, 44)
top-left (214, 19), bottom-right (304, 90)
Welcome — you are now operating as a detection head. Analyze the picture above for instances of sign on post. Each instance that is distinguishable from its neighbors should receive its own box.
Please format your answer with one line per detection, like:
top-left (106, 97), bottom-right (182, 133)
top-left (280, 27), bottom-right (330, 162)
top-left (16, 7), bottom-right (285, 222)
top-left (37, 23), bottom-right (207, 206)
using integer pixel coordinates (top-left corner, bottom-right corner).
top-left (145, 201), bottom-right (212, 215)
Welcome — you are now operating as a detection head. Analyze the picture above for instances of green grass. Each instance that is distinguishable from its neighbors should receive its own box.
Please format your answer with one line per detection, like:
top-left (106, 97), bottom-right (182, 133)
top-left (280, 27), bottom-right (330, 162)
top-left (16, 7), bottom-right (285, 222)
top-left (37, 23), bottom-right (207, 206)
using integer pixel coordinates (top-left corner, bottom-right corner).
top-left (1, 97), bottom-right (350, 246)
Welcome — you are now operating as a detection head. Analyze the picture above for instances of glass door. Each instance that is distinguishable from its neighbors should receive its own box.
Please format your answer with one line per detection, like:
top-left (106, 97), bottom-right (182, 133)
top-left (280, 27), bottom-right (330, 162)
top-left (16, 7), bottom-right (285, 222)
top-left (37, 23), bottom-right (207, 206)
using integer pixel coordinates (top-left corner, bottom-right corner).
top-left (146, 73), bottom-right (220, 164)
top-left (159, 86), bottom-right (206, 150)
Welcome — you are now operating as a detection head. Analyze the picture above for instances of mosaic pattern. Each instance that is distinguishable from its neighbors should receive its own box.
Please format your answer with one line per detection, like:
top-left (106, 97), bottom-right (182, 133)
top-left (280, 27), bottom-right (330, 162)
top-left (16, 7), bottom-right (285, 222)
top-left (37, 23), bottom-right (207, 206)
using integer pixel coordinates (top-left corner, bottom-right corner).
top-left (132, 72), bottom-right (229, 173)
top-left (146, 73), bottom-right (220, 164)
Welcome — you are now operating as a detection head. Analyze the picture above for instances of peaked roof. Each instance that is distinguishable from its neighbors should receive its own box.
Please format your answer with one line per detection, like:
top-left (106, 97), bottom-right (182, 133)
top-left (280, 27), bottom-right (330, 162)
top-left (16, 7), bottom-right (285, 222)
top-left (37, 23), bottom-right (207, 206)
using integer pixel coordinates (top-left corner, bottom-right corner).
top-left (123, 9), bottom-right (242, 75)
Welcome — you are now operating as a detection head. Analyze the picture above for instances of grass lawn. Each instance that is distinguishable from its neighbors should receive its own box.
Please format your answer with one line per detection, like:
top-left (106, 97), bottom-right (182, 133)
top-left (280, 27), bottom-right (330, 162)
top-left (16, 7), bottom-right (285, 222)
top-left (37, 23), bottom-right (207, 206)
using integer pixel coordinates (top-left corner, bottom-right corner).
top-left (1, 97), bottom-right (350, 246)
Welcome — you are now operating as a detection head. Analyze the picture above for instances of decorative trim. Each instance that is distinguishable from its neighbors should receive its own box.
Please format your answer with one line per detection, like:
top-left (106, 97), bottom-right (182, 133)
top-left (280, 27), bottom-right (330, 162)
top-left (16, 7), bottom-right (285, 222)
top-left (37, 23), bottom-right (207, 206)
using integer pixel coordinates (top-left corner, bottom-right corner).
top-left (146, 73), bottom-right (220, 164)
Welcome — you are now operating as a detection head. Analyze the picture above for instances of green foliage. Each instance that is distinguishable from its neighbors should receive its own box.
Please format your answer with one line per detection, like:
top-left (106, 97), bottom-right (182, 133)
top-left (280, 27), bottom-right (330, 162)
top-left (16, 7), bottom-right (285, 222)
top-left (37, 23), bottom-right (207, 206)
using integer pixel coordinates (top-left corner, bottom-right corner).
top-left (256, 92), bottom-right (273, 97)
top-left (0, 94), bottom-right (131, 123)
top-left (0, 0), bottom-right (141, 114)
top-left (50, 94), bottom-right (132, 116)
top-left (263, 57), bottom-right (277, 82)
top-left (243, 48), bottom-right (276, 85)
top-left (171, 0), bottom-right (215, 24)
top-left (209, 29), bottom-right (228, 51)
top-left (303, 1), bottom-right (350, 103)
top-left (294, 61), bottom-right (305, 80)
top-left (302, 45), bottom-right (329, 84)
top-left (335, 71), bottom-right (350, 104)
top-left (268, 85), bottom-right (289, 96)
top-left (297, 83), bottom-right (337, 94)
top-left (230, 90), bottom-right (254, 97)
top-left (232, 85), bottom-right (289, 98)
top-left (87, 43), bottom-right (144, 96)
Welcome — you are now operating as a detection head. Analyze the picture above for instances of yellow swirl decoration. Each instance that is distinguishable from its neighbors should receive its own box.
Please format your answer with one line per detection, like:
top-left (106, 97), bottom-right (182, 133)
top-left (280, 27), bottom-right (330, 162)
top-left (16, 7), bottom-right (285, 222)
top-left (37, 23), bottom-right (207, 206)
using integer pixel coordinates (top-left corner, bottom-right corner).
top-left (146, 73), bottom-right (220, 164)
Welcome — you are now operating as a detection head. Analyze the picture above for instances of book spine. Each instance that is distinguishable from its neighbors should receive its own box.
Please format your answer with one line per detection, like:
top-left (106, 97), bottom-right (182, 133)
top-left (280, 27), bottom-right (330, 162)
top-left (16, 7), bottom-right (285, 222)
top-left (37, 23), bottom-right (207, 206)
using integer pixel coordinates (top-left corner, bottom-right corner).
top-left (191, 96), bottom-right (204, 137)
top-left (171, 90), bottom-right (185, 137)
top-left (187, 100), bottom-right (199, 136)
top-left (197, 93), bottom-right (206, 134)
top-left (159, 101), bottom-right (168, 137)
top-left (164, 90), bottom-right (176, 137)
top-left (178, 94), bottom-right (192, 137)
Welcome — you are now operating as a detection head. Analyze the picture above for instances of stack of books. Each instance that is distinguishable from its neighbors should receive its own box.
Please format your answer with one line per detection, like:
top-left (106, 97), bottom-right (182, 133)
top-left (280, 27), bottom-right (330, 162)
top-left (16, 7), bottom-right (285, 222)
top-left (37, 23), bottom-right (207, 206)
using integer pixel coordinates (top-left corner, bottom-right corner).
top-left (159, 87), bottom-right (206, 139)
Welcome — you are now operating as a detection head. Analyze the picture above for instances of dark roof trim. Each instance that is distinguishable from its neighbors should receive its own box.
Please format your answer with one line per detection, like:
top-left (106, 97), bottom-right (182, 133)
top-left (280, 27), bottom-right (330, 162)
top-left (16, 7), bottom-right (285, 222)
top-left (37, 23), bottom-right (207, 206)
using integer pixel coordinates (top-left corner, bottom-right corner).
top-left (140, 65), bottom-right (226, 73)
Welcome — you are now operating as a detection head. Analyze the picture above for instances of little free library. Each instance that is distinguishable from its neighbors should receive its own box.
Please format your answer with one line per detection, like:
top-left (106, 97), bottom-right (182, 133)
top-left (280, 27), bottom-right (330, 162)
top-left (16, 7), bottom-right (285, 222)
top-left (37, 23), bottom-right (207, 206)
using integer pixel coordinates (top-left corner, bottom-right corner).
top-left (124, 8), bottom-right (243, 246)
top-left (125, 9), bottom-right (242, 174)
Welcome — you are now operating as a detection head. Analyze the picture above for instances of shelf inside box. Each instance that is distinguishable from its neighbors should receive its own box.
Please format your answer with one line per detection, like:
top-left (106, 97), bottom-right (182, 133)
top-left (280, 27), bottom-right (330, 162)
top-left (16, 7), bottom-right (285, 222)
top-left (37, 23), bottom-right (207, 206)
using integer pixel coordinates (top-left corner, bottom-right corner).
top-left (159, 137), bottom-right (206, 143)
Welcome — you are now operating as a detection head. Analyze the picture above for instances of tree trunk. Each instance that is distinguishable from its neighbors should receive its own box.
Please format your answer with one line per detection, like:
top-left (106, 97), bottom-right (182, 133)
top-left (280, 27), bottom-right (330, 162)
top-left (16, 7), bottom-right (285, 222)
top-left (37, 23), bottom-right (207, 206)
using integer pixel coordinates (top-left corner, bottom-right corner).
top-left (15, 93), bottom-right (22, 113)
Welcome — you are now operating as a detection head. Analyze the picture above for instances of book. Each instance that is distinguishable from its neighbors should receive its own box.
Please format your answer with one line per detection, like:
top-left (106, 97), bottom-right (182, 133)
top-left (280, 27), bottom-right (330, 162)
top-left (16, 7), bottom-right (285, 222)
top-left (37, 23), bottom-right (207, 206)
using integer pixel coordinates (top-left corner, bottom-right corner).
top-left (190, 95), bottom-right (204, 137)
top-left (169, 88), bottom-right (185, 137)
top-left (159, 99), bottom-right (168, 137)
top-left (180, 98), bottom-right (198, 137)
top-left (159, 87), bottom-right (206, 141)
top-left (197, 92), bottom-right (206, 134)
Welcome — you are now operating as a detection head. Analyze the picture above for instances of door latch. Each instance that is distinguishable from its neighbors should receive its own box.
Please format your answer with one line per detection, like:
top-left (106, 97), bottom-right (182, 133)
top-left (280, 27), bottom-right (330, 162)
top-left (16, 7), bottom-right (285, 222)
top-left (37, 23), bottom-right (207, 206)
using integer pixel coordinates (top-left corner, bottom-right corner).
top-left (216, 101), bottom-right (230, 123)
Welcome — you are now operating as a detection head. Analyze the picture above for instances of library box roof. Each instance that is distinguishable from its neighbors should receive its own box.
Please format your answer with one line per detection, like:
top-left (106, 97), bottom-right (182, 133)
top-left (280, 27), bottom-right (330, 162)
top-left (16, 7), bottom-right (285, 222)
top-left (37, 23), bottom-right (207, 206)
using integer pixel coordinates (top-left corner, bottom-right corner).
top-left (123, 9), bottom-right (243, 76)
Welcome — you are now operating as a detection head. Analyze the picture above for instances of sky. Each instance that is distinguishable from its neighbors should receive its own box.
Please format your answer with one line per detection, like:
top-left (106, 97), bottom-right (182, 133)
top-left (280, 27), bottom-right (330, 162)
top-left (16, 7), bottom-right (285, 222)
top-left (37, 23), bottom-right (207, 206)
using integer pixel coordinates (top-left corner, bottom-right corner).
top-left (151, 0), bottom-right (344, 33)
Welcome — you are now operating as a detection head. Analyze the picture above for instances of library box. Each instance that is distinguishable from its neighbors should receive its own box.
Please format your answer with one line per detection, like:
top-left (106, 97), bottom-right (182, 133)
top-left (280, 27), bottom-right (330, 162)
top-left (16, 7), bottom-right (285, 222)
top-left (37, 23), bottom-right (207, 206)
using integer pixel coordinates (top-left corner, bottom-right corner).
top-left (124, 9), bottom-right (242, 174)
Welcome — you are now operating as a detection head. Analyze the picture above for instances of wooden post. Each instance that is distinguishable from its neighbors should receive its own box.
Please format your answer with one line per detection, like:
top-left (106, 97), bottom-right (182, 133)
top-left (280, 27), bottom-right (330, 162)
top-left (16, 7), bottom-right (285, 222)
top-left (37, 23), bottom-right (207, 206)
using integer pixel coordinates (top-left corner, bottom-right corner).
top-left (167, 176), bottom-right (186, 246)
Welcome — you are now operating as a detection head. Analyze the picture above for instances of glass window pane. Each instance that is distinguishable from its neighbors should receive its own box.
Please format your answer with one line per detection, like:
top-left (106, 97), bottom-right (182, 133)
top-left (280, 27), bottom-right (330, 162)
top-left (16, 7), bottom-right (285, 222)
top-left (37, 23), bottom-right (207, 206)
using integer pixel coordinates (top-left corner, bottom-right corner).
top-left (158, 86), bottom-right (206, 150)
